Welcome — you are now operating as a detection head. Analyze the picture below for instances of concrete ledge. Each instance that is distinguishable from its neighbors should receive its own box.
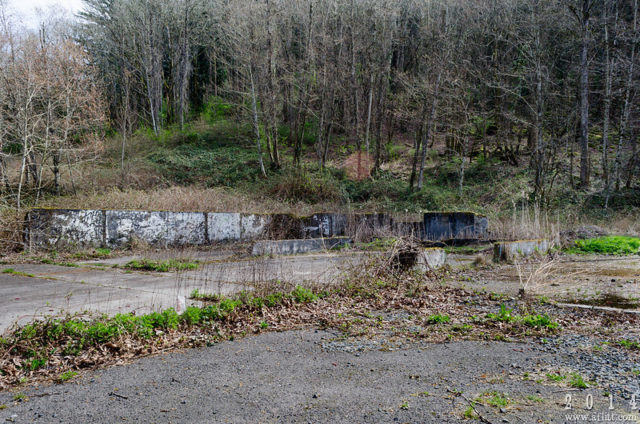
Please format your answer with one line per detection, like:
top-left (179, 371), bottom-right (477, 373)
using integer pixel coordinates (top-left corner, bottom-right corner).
top-left (493, 239), bottom-right (550, 262)
top-left (414, 248), bottom-right (447, 271)
top-left (251, 237), bottom-right (352, 256)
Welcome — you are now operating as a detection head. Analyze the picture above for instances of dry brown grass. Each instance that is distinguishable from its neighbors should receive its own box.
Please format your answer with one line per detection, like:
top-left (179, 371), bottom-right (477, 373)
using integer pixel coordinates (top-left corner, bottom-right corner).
top-left (491, 203), bottom-right (560, 242)
top-left (38, 186), bottom-right (343, 215)
top-left (0, 207), bottom-right (25, 253)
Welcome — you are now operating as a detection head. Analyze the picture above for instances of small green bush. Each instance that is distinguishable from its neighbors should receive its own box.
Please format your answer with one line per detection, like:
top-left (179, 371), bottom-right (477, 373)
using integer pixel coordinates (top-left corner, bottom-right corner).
top-left (569, 373), bottom-right (588, 389)
top-left (486, 304), bottom-right (515, 322)
top-left (292, 285), bottom-right (317, 303)
top-left (219, 298), bottom-right (242, 313)
top-left (522, 314), bottom-right (559, 330)
top-left (426, 314), bottom-right (450, 324)
top-left (181, 307), bottom-right (202, 325)
top-left (202, 96), bottom-right (234, 123)
top-left (264, 292), bottom-right (285, 307)
top-left (26, 357), bottom-right (47, 371)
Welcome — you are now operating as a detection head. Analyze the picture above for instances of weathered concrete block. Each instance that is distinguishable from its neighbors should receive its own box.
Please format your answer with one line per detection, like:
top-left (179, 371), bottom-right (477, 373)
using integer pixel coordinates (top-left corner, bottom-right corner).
top-left (105, 210), bottom-right (169, 247)
top-left (493, 239), bottom-right (550, 262)
top-left (347, 213), bottom-right (393, 239)
top-left (207, 213), bottom-right (242, 242)
top-left (423, 212), bottom-right (488, 241)
top-left (240, 214), bottom-right (272, 240)
top-left (26, 209), bottom-right (105, 250)
top-left (251, 237), bottom-right (352, 256)
top-left (167, 212), bottom-right (207, 246)
top-left (414, 247), bottom-right (447, 271)
top-left (302, 213), bottom-right (348, 238)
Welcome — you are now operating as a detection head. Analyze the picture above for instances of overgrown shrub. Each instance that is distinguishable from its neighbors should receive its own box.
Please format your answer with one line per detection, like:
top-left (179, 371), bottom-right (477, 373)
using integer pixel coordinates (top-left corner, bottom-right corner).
top-left (268, 170), bottom-right (345, 203)
top-left (202, 96), bottom-right (234, 123)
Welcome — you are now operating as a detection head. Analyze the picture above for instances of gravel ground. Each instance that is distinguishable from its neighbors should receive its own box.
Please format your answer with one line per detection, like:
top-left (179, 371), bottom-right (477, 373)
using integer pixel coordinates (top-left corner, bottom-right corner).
top-left (1, 329), bottom-right (639, 424)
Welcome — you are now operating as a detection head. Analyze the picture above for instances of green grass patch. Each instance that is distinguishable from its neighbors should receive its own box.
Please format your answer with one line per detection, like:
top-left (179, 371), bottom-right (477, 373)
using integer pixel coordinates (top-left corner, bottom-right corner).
top-left (617, 339), bottom-right (640, 350)
top-left (485, 392), bottom-right (509, 408)
top-left (486, 305), bottom-right (560, 330)
top-left (569, 373), bottom-right (588, 389)
top-left (357, 237), bottom-right (398, 251)
top-left (58, 370), bottom-right (78, 382)
top-left (566, 236), bottom-right (640, 255)
top-left (39, 260), bottom-right (78, 268)
top-left (72, 248), bottom-right (112, 260)
top-left (526, 394), bottom-right (544, 403)
top-left (2, 268), bottom-right (35, 278)
top-left (123, 259), bottom-right (199, 272)
top-left (190, 289), bottom-right (222, 302)
top-left (463, 406), bottom-right (478, 419)
top-left (546, 372), bottom-right (566, 382)
top-left (443, 245), bottom-right (489, 255)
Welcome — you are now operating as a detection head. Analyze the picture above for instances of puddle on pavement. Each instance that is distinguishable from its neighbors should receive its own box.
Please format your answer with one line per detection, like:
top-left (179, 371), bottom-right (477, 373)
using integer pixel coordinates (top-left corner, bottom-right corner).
top-left (562, 293), bottom-right (640, 310)
top-left (588, 268), bottom-right (640, 278)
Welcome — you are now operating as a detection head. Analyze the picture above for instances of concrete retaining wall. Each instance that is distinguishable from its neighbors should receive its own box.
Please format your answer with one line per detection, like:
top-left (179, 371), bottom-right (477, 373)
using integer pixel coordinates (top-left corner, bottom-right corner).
top-left (26, 209), bottom-right (105, 250)
top-left (251, 237), bottom-right (352, 256)
top-left (493, 239), bottom-right (550, 262)
top-left (423, 212), bottom-right (488, 241)
top-left (25, 209), bottom-right (490, 250)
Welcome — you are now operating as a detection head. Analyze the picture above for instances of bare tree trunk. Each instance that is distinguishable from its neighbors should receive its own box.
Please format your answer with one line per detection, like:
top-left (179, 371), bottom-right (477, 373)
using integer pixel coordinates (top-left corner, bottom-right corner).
top-left (601, 1), bottom-right (612, 188)
top-left (17, 132), bottom-right (28, 209)
top-left (249, 67), bottom-right (266, 178)
top-left (459, 134), bottom-right (469, 197)
top-left (578, 0), bottom-right (591, 188)
top-left (410, 103), bottom-right (428, 190)
top-left (177, 0), bottom-right (190, 130)
top-left (417, 71), bottom-right (441, 190)
top-left (533, 62), bottom-right (545, 199)
top-left (120, 70), bottom-right (131, 186)
top-left (365, 73), bottom-right (373, 158)
top-left (607, 0), bottom-right (637, 206)
top-left (625, 133), bottom-right (638, 188)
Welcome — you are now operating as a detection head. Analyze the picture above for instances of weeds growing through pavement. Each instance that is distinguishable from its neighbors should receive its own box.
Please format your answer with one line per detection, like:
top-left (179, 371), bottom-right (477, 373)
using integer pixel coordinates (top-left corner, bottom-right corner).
top-left (426, 314), bottom-right (450, 324)
top-left (0, 248), bottom-right (621, 391)
top-left (58, 371), bottom-right (78, 382)
top-left (569, 373), bottom-right (588, 389)
top-left (1, 268), bottom-right (35, 278)
top-left (123, 258), bottom-right (199, 272)
top-left (486, 305), bottom-right (559, 330)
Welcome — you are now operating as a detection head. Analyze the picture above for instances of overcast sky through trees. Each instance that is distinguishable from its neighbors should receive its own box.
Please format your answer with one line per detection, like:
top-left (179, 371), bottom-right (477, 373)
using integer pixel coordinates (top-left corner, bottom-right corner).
top-left (8, 0), bottom-right (82, 28)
